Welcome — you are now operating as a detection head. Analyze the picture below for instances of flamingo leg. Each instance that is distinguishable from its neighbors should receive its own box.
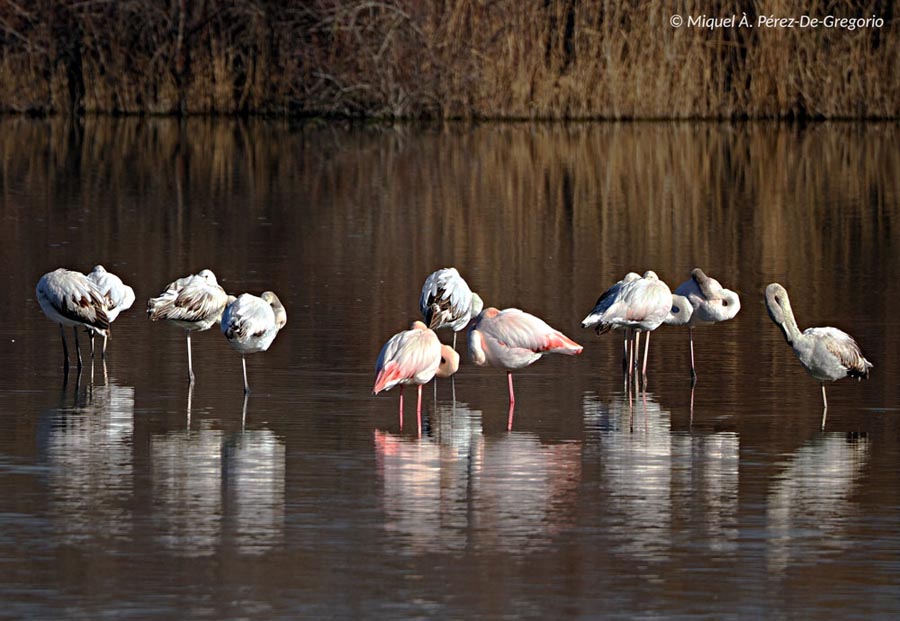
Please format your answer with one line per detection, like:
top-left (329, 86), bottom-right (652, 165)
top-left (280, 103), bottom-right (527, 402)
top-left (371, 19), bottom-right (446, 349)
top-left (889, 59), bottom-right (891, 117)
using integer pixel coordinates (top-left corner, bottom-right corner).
top-left (416, 384), bottom-right (423, 437)
top-left (642, 331), bottom-right (651, 380)
top-left (242, 355), bottom-right (250, 394)
top-left (102, 334), bottom-right (108, 359)
top-left (398, 385), bottom-right (404, 430)
top-left (633, 331), bottom-right (641, 379)
top-left (90, 332), bottom-right (95, 359)
top-left (821, 383), bottom-right (828, 409)
top-left (622, 330), bottom-right (629, 373)
top-left (186, 330), bottom-right (195, 384)
top-left (59, 324), bottom-right (70, 370)
top-left (72, 327), bottom-right (83, 369)
top-left (627, 331), bottom-right (635, 381)
top-left (507, 400), bottom-right (515, 432)
top-left (507, 371), bottom-right (516, 405)
top-left (241, 392), bottom-right (249, 430)
top-left (689, 327), bottom-right (697, 381)
top-left (452, 332), bottom-right (458, 351)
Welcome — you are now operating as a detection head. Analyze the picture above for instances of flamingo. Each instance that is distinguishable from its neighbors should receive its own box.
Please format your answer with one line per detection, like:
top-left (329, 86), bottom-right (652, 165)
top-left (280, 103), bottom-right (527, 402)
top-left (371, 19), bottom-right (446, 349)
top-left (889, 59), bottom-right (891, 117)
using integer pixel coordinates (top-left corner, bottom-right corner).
top-left (581, 272), bottom-right (640, 370)
top-left (673, 268), bottom-right (741, 379)
top-left (469, 307), bottom-right (583, 413)
top-left (36, 268), bottom-right (110, 371)
top-left (373, 321), bottom-right (460, 431)
top-left (221, 291), bottom-right (288, 394)
top-left (86, 265), bottom-right (135, 358)
top-left (581, 271), bottom-right (672, 379)
top-left (419, 267), bottom-right (484, 350)
top-left (147, 269), bottom-right (229, 384)
top-left (765, 283), bottom-right (872, 412)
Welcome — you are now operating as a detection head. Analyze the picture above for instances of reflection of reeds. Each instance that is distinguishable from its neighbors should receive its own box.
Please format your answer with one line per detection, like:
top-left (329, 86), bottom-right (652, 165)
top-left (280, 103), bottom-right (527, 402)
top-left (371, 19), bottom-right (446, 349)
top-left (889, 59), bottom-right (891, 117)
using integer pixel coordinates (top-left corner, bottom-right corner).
top-left (0, 2), bottom-right (896, 118)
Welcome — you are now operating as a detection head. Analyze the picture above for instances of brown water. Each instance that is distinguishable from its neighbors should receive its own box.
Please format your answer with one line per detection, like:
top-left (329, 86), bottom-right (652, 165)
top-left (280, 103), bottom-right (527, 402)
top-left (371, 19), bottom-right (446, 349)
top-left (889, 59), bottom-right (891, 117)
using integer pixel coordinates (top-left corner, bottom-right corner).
top-left (1, 118), bottom-right (899, 619)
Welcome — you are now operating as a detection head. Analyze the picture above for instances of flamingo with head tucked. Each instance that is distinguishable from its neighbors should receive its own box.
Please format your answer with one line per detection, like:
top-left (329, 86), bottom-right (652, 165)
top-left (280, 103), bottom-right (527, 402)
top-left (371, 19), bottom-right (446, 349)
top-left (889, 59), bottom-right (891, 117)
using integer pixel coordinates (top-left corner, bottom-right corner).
top-left (469, 307), bottom-right (582, 411)
top-left (221, 291), bottom-right (287, 394)
top-left (673, 268), bottom-right (741, 380)
top-left (582, 271), bottom-right (672, 380)
top-left (147, 269), bottom-right (229, 384)
top-left (37, 268), bottom-right (110, 371)
top-left (765, 283), bottom-right (872, 412)
top-left (419, 267), bottom-right (484, 350)
top-left (87, 265), bottom-right (135, 358)
top-left (374, 321), bottom-right (460, 431)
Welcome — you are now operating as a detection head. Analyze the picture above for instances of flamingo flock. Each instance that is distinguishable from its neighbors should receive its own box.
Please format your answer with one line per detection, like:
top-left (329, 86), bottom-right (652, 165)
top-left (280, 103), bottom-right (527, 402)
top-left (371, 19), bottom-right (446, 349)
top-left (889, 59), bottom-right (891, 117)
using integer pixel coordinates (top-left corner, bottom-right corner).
top-left (37, 266), bottom-right (286, 393)
top-left (36, 263), bottom-right (874, 427)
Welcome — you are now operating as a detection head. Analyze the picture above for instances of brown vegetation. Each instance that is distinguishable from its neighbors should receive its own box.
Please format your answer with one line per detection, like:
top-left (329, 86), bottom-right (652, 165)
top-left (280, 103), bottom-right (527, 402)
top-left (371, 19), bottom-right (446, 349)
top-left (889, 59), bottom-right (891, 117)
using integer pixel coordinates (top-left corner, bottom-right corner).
top-left (0, 1), bottom-right (897, 118)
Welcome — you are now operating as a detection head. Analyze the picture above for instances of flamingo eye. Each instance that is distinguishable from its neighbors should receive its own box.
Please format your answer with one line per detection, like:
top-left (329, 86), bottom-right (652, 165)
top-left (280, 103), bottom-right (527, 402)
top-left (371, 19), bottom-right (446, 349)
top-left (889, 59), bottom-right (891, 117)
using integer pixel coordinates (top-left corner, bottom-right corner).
top-left (722, 300), bottom-right (728, 306)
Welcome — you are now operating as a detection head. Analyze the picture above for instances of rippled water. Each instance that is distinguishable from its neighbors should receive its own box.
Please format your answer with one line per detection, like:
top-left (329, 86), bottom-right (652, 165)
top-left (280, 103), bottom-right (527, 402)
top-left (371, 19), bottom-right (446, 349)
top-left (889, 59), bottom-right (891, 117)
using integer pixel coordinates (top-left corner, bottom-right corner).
top-left (1, 118), bottom-right (899, 619)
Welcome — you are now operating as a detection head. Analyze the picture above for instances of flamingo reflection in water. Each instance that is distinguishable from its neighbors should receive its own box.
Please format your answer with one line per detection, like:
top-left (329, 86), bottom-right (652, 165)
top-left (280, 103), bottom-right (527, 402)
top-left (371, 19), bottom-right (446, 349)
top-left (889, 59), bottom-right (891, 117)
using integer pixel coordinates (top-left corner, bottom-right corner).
top-left (41, 381), bottom-right (135, 545)
top-left (469, 307), bottom-right (582, 430)
top-left (582, 391), bottom-right (740, 560)
top-left (150, 420), bottom-right (287, 557)
top-left (373, 321), bottom-right (460, 434)
top-left (766, 434), bottom-right (869, 573)
top-left (375, 403), bottom-right (580, 555)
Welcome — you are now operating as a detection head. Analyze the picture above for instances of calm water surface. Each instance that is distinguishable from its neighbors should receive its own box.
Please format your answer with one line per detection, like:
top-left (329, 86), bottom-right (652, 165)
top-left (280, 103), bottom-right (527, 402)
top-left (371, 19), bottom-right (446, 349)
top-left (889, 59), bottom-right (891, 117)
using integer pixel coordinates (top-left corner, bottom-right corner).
top-left (1, 119), bottom-right (899, 619)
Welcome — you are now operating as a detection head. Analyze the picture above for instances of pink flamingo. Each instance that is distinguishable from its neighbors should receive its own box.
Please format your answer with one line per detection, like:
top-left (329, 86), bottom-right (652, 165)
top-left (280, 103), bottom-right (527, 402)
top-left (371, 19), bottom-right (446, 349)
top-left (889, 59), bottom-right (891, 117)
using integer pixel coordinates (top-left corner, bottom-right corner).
top-left (373, 321), bottom-right (460, 433)
top-left (468, 307), bottom-right (582, 428)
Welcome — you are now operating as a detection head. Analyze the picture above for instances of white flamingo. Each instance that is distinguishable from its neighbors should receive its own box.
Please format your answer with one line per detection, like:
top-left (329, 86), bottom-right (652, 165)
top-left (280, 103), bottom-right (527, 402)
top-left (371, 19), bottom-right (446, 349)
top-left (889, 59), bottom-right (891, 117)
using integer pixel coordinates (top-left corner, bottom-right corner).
top-left (581, 272), bottom-right (640, 370)
top-left (469, 307), bottom-right (582, 420)
top-left (36, 268), bottom-right (109, 370)
top-left (765, 283), bottom-right (872, 411)
top-left (374, 321), bottom-right (460, 432)
top-left (581, 271), bottom-right (672, 379)
top-left (221, 291), bottom-right (287, 394)
top-left (86, 265), bottom-right (135, 358)
top-left (673, 268), bottom-right (741, 379)
top-left (147, 269), bottom-right (229, 384)
top-left (419, 267), bottom-right (484, 350)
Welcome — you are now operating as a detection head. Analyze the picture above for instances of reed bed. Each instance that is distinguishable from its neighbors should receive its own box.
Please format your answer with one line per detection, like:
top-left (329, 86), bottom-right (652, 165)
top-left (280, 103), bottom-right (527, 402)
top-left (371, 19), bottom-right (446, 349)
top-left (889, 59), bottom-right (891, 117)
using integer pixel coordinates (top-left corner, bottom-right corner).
top-left (0, 1), bottom-right (896, 118)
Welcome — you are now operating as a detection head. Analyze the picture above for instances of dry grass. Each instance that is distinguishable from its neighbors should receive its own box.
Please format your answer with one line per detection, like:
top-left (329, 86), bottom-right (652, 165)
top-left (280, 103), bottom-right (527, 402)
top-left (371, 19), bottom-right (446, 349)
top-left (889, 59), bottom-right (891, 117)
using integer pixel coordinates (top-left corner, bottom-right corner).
top-left (0, 1), bottom-right (896, 118)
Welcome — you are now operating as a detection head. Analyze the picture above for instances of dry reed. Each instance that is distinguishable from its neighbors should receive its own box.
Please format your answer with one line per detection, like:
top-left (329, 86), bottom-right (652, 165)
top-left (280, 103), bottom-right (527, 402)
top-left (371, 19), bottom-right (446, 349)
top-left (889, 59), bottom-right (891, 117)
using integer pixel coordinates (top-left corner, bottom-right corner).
top-left (0, 1), bottom-right (896, 118)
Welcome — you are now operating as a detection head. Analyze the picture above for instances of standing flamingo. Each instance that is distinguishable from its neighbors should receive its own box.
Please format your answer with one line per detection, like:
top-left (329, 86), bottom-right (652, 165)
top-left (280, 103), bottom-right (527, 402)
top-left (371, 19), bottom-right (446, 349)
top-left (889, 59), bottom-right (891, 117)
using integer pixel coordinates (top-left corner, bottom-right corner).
top-left (86, 265), bottom-right (135, 358)
top-left (581, 271), bottom-right (672, 380)
top-left (581, 272), bottom-right (640, 371)
top-left (419, 267), bottom-right (484, 350)
top-left (469, 307), bottom-right (582, 416)
top-left (221, 291), bottom-right (288, 394)
top-left (673, 268), bottom-right (741, 380)
top-left (765, 283), bottom-right (872, 412)
top-left (36, 268), bottom-right (110, 371)
top-left (374, 321), bottom-right (460, 431)
top-left (147, 269), bottom-right (229, 384)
